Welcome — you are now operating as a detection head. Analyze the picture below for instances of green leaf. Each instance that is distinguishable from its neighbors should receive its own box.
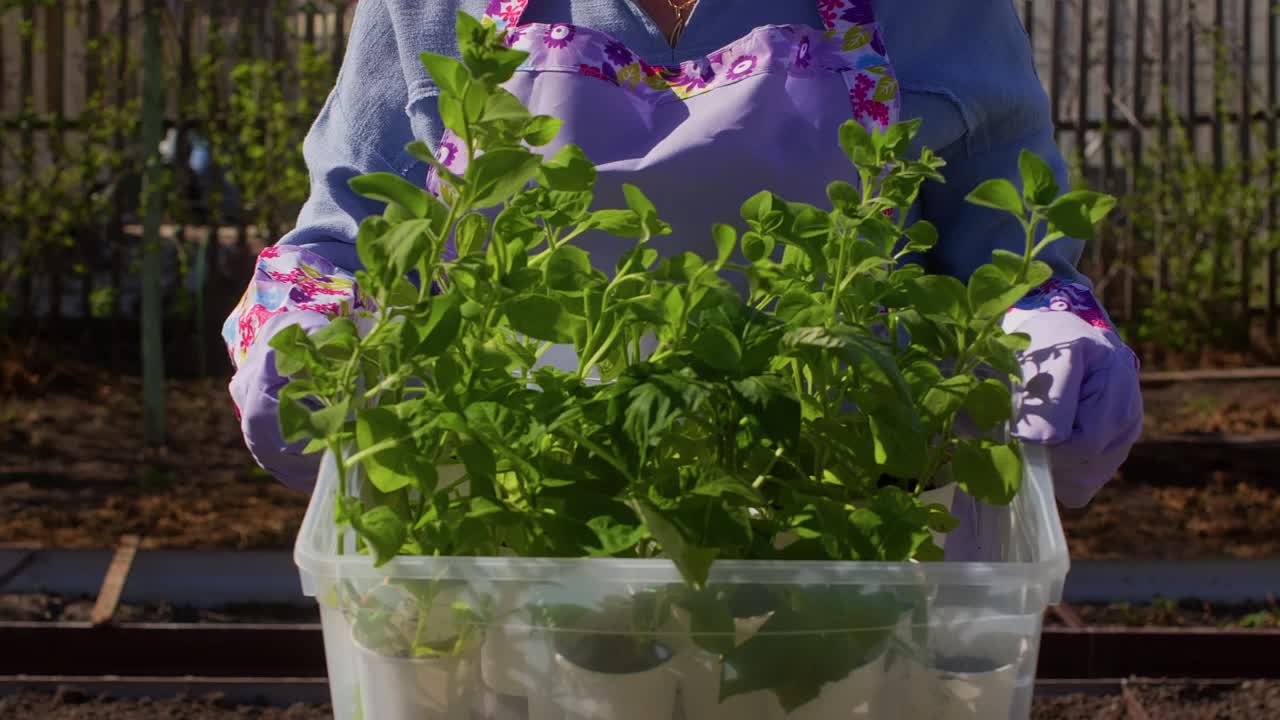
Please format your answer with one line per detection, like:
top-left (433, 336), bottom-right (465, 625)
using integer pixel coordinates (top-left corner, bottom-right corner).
top-left (418, 51), bottom-right (469, 98)
top-left (349, 172), bottom-right (430, 219)
top-left (469, 148), bottom-right (541, 207)
top-left (826, 180), bottom-right (861, 214)
top-left (997, 331), bottom-right (1032, 353)
top-left (313, 318), bottom-right (359, 358)
top-left (739, 190), bottom-right (774, 223)
top-left (839, 119), bottom-right (878, 169)
top-left (355, 408), bottom-right (418, 494)
top-left (521, 115), bottom-right (562, 146)
top-left (352, 506), bottom-right (408, 566)
top-left (965, 379), bottom-right (1014, 430)
top-left (990, 249), bottom-right (1025, 282)
top-left (712, 224), bottom-right (736, 268)
top-left (583, 209), bottom-right (644, 238)
top-left (952, 442), bottom-right (1022, 505)
top-left (455, 212), bottom-right (490, 257)
top-left (901, 220), bottom-right (938, 254)
top-left (457, 442), bottom-right (497, 500)
top-left (622, 184), bottom-right (668, 236)
top-left (538, 144), bottom-right (596, 192)
top-left (691, 325), bottom-right (743, 372)
top-left (869, 408), bottom-right (928, 478)
top-left (269, 323), bottom-right (317, 376)
top-left (967, 264), bottom-right (1027, 319)
top-left (382, 219), bottom-right (436, 277)
top-left (636, 501), bottom-right (718, 589)
top-left (984, 334), bottom-right (1023, 377)
top-left (966, 178), bottom-right (1024, 216)
top-left (903, 275), bottom-right (969, 320)
top-left (921, 375), bottom-right (979, 425)
top-left (585, 516), bottom-right (647, 556)
top-left (882, 117), bottom-right (920, 159)
top-left (436, 93), bottom-right (467, 137)
top-left (741, 232), bottom-right (774, 263)
top-left (545, 246), bottom-right (595, 292)
top-left (481, 87), bottom-right (531, 124)
top-left (418, 294), bottom-right (463, 356)
top-left (1018, 150), bottom-right (1060, 206)
top-left (1046, 190), bottom-right (1117, 240)
top-left (493, 206), bottom-right (542, 252)
top-left (504, 294), bottom-right (586, 343)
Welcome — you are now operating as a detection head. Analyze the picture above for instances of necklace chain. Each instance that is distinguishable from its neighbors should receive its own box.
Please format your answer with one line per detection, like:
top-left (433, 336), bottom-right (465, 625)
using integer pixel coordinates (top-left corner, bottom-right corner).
top-left (662, 0), bottom-right (697, 46)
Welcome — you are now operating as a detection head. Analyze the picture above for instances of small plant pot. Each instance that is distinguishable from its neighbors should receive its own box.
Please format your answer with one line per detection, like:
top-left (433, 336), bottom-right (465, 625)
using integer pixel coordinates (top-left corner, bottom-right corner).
top-left (481, 586), bottom-right (554, 698)
top-left (919, 481), bottom-right (958, 550)
top-left (352, 629), bottom-right (477, 720)
top-left (896, 608), bottom-right (1033, 720)
top-left (681, 596), bottom-right (908, 720)
top-left (673, 609), bottom-right (776, 720)
top-left (528, 632), bottom-right (679, 720)
top-left (772, 610), bottom-right (913, 720)
top-left (346, 582), bottom-right (481, 720)
top-left (778, 653), bottom-right (892, 720)
top-left (668, 594), bottom-right (779, 720)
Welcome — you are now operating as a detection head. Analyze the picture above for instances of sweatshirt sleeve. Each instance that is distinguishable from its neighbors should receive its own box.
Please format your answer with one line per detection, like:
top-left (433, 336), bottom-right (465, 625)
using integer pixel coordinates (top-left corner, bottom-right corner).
top-left (888, 0), bottom-right (1089, 288)
top-left (221, 0), bottom-right (433, 367)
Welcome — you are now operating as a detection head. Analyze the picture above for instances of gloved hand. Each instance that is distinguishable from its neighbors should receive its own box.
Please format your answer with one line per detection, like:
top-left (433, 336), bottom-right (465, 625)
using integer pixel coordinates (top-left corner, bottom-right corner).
top-left (1004, 281), bottom-right (1143, 508)
top-left (222, 245), bottom-right (366, 492)
top-left (229, 310), bottom-right (331, 491)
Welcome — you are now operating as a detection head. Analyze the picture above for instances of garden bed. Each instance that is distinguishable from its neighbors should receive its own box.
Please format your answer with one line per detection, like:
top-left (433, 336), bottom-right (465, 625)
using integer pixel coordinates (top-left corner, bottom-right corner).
top-left (2, 683), bottom-right (1276, 719)
top-left (1128, 680), bottom-right (1280, 718)
top-left (0, 593), bottom-right (318, 624)
top-left (1046, 600), bottom-right (1279, 629)
top-left (0, 688), bottom-right (330, 720)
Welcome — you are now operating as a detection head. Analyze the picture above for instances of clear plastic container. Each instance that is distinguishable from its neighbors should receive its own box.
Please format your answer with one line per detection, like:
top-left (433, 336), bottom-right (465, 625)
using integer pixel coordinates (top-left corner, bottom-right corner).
top-left (295, 445), bottom-right (1067, 720)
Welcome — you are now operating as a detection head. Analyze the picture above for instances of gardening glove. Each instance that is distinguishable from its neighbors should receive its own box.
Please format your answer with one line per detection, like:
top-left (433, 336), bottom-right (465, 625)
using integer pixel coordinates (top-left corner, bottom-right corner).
top-left (1003, 280), bottom-right (1144, 508)
top-left (222, 245), bottom-right (369, 492)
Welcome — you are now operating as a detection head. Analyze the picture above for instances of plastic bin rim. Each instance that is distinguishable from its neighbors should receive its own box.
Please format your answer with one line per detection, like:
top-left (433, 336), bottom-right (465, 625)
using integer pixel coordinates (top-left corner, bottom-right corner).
top-left (295, 551), bottom-right (1069, 592)
top-left (295, 445), bottom-right (1068, 595)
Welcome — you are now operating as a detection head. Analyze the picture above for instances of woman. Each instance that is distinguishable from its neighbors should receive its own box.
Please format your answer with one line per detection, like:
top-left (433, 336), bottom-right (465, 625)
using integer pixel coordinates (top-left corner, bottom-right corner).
top-left (223, 0), bottom-right (1143, 560)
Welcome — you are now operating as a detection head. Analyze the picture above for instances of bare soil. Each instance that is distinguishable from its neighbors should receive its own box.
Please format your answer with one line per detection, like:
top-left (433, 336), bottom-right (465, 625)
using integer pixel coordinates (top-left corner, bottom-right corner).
top-left (1132, 680), bottom-right (1280, 719)
top-left (1045, 600), bottom-right (1280, 629)
top-left (0, 593), bottom-right (318, 624)
top-left (1030, 693), bottom-right (1126, 720)
top-left (0, 689), bottom-right (330, 720)
top-left (1060, 470), bottom-right (1280, 559)
top-left (1140, 378), bottom-right (1280, 436)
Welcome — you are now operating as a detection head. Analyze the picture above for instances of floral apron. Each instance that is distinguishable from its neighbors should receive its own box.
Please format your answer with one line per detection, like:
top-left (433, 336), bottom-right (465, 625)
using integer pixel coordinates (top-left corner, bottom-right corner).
top-left (427, 0), bottom-right (900, 270)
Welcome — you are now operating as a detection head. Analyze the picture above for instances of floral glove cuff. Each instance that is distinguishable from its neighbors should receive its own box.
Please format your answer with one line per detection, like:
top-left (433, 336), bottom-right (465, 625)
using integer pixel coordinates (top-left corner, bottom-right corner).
top-left (221, 245), bottom-right (370, 369)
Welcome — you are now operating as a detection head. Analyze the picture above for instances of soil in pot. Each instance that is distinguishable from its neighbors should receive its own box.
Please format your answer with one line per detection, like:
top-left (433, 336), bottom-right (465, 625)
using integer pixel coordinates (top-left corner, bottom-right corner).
top-left (554, 632), bottom-right (674, 675)
top-left (895, 610), bottom-right (1034, 720)
top-left (527, 630), bottom-right (679, 720)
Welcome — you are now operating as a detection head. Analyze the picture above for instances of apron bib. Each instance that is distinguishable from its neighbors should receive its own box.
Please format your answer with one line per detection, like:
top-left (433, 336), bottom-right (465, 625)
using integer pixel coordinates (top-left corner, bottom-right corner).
top-left (427, 0), bottom-right (900, 273)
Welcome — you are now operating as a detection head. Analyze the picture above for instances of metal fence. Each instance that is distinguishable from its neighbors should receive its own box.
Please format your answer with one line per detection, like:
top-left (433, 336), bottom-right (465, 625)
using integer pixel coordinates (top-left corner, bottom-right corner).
top-left (1, 0), bottom-right (1277, 374)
